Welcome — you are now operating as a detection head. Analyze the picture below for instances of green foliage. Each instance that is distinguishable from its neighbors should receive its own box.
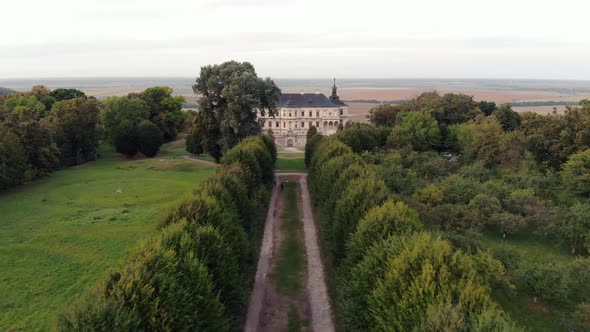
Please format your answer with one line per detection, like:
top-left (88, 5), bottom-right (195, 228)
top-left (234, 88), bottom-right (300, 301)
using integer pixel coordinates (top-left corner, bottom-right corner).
top-left (4, 94), bottom-right (47, 121)
top-left (469, 116), bottom-right (504, 167)
top-left (101, 96), bottom-right (150, 140)
top-left (387, 111), bottom-right (440, 151)
top-left (191, 61), bottom-right (281, 157)
top-left (469, 194), bottom-right (502, 222)
top-left (336, 123), bottom-right (385, 153)
top-left (514, 258), bottom-right (570, 303)
top-left (131, 86), bottom-right (185, 141)
top-left (437, 174), bottom-right (482, 205)
top-left (112, 120), bottom-right (138, 158)
top-left (367, 103), bottom-right (400, 127)
top-left (304, 133), bottom-right (323, 167)
top-left (160, 222), bottom-right (244, 327)
top-left (550, 203), bottom-right (590, 255)
top-left (49, 88), bottom-right (86, 102)
top-left (367, 153), bottom-right (418, 195)
top-left (345, 233), bottom-right (507, 331)
top-left (493, 105), bottom-right (521, 131)
top-left (332, 174), bottom-right (389, 263)
top-left (344, 200), bottom-right (422, 269)
top-left (560, 148), bottom-right (590, 199)
top-left (18, 121), bottom-right (60, 176)
top-left (0, 143), bottom-right (215, 330)
top-left (58, 134), bottom-right (275, 330)
top-left (0, 128), bottom-right (28, 189)
top-left (479, 101), bottom-right (498, 116)
top-left (137, 120), bottom-right (163, 157)
top-left (45, 97), bottom-right (102, 166)
top-left (306, 124), bottom-right (318, 140)
top-left (59, 235), bottom-right (229, 331)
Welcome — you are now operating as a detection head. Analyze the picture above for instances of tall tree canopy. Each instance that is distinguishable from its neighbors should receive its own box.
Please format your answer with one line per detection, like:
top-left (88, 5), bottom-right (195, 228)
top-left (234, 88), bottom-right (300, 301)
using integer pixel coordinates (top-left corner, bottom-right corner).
top-left (44, 97), bottom-right (102, 166)
top-left (129, 86), bottom-right (185, 141)
top-left (187, 61), bottom-right (281, 161)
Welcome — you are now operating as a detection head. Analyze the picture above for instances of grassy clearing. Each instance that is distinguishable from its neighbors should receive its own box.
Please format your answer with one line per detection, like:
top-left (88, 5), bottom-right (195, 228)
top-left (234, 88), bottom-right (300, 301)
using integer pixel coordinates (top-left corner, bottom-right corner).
top-left (276, 158), bottom-right (306, 172)
top-left (273, 182), bottom-right (305, 296)
top-left (0, 143), bottom-right (215, 331)
top-left (278, 152), bottom-right (305, 159)
top-left (482, 230), bottom-right (576, 331)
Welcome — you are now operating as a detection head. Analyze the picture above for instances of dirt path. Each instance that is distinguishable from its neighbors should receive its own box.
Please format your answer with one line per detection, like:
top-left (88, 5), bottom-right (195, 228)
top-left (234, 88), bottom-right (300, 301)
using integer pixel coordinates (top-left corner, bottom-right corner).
top-left (182, 155), bottom-right (219, 167)
top-left (245, 173), bottom-right (334, 332)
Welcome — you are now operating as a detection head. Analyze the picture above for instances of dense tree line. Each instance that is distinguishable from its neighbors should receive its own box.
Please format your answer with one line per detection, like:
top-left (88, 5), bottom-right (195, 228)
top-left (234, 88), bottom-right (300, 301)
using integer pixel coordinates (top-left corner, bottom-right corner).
top-left (0, 86), bottom-right (189, 190)
top-left (185, 61), bottom-right (281, 161)
top-left (307, 92), bottom-right (590, 330)
top-left (58, 134), bottom-right (276, 331)
top-left (0, 86), bottom-right (99, 189)
top-left (306, 135), bottom-right (516, 331)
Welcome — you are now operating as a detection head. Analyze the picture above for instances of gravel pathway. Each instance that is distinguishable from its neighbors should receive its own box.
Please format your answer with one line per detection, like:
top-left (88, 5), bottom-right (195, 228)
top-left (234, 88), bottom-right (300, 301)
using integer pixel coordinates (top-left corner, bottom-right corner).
top-left (245, 173), bottom-right (334, 332)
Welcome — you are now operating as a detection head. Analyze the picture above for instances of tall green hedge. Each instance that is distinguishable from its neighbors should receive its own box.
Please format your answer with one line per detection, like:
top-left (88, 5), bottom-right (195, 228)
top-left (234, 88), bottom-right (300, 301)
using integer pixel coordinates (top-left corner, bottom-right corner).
top-left (305, 128), bottom-right (516, 331)
top-left (59, 135), bottom-right (275, 331)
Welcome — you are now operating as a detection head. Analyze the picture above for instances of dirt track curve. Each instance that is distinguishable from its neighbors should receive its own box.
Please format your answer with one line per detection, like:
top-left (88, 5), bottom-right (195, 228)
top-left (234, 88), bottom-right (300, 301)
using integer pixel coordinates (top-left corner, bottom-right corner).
top-left (245, 173), bottom-right (334, 332)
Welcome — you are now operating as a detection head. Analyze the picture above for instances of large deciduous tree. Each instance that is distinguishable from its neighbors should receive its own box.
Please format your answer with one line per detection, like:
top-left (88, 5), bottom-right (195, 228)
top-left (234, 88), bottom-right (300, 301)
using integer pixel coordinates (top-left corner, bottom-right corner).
top-left (101, 96), bottom-right (150, 140)
top-left (187, 61), bottom-right (281, 161)
top-left (130, 86), bottom-right (185, 141)
top-left (44, 97), bottom-right (102, 166)
top-left (387, 111), bottom-right (440, 151)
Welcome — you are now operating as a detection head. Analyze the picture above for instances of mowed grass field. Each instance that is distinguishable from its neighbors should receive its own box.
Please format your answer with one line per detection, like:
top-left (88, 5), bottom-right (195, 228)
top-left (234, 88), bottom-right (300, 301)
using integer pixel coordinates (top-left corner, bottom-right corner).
top-left (276, 151), bottom-right (306, 172)
top-left (0, 142), bottom-right (215, 330)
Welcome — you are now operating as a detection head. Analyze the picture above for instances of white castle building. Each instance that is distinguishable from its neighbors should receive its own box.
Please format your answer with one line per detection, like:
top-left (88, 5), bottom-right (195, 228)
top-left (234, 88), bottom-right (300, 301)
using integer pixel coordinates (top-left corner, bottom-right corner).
top-left (257, 79), bottom-right (348, 148)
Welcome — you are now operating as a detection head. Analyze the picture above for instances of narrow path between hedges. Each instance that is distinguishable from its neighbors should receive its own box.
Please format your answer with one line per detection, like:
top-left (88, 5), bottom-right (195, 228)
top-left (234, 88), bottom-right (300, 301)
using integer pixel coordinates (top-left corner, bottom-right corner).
top-left (245, 173), bottom-right (334, 332)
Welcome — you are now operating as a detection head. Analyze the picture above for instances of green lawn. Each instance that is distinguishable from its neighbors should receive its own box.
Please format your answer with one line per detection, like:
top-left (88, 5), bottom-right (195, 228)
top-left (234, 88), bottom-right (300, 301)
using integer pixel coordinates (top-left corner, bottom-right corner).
top-left (274, 182), bottom-right (304, 296)
top-left (276, 158), bottom-right (306, 172)
top-left (0, 144), bottom-right (215, 331)
top-left (482, 230), bottom-right (576, 331)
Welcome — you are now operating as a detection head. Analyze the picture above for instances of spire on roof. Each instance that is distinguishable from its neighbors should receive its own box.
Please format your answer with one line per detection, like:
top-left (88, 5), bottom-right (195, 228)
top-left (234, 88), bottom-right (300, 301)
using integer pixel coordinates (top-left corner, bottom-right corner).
top-left (330, 78), bottom-right (340, 101)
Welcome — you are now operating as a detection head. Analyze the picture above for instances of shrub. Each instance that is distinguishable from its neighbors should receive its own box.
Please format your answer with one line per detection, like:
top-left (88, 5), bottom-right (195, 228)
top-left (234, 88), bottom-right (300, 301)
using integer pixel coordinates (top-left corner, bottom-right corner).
top-left (514, 259), bottom-right (570, 303)
top-left (59, 237), bottom-right (228, 331)
top-left (560, 149), bottom-right (590, 199)
top-left (344, 200), bottom-right (422, 269)
top-left (344, 232), bottom-right (506, 331)
top-left (163, 192), bottom-right (249, 267)
top-left (437, 174), bottom-right (482, 205)
top-left (469, 194), bottom-right (502, 223)
top-left (304, 134), bottom-right (323, 167)
top-left (331, 174), bottom-right (390, 263)
top-left (160, 222), bottom-right (244, 328)
top-left (221, 145), bottom-right (262, 186)
top-left (137, 120), bottom-right (163, 157)
top-left (112, 120), bottom-right (138, 158)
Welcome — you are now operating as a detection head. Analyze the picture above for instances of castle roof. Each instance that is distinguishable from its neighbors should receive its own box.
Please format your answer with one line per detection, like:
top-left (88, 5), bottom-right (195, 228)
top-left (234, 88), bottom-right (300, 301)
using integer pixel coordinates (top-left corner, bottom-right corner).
top-left (279, 93), bottom-right (347, 108)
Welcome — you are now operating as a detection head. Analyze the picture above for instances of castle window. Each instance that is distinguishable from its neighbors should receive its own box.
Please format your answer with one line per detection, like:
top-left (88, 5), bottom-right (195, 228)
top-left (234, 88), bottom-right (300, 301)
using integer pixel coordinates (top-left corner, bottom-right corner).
top-left (340, 109), bottom-right (343, 115)
top-left (309, 111), bottom-right (312, 117)
top-left (301, 121), bottom-right (305, 128)
top-left (316, 110), bottom-right (319, 117)
top-left (276, 121), bottom-right (279, 127)
top-left (295, 111), bottom-right (297, 117)
top-left (316, 121), bottom-right (319, 127)
top-left (289, 112), bottom-right (292, 117)
top-left (283, 122), bottom-right (286, 128)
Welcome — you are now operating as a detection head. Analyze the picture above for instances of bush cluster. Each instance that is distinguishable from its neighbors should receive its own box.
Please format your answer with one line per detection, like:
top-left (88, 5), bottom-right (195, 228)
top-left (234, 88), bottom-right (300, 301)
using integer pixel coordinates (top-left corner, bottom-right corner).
top-left (58, 134), bottom-right (276, 331)
top-left (306, 134), bottom-right (514, 331)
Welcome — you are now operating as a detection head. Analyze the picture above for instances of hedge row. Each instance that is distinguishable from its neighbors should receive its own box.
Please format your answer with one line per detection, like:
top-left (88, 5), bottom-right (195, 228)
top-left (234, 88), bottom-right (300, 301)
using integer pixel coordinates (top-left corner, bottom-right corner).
top-left (58, 134), bottom-right (276, 331)
top-left (306, 134), bottom-right (517, 331)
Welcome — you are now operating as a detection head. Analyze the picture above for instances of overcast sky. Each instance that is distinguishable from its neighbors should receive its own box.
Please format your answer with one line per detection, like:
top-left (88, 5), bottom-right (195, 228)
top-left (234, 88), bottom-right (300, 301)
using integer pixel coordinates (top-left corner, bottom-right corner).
top-left (1, 0), bottom-right (589, 79)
